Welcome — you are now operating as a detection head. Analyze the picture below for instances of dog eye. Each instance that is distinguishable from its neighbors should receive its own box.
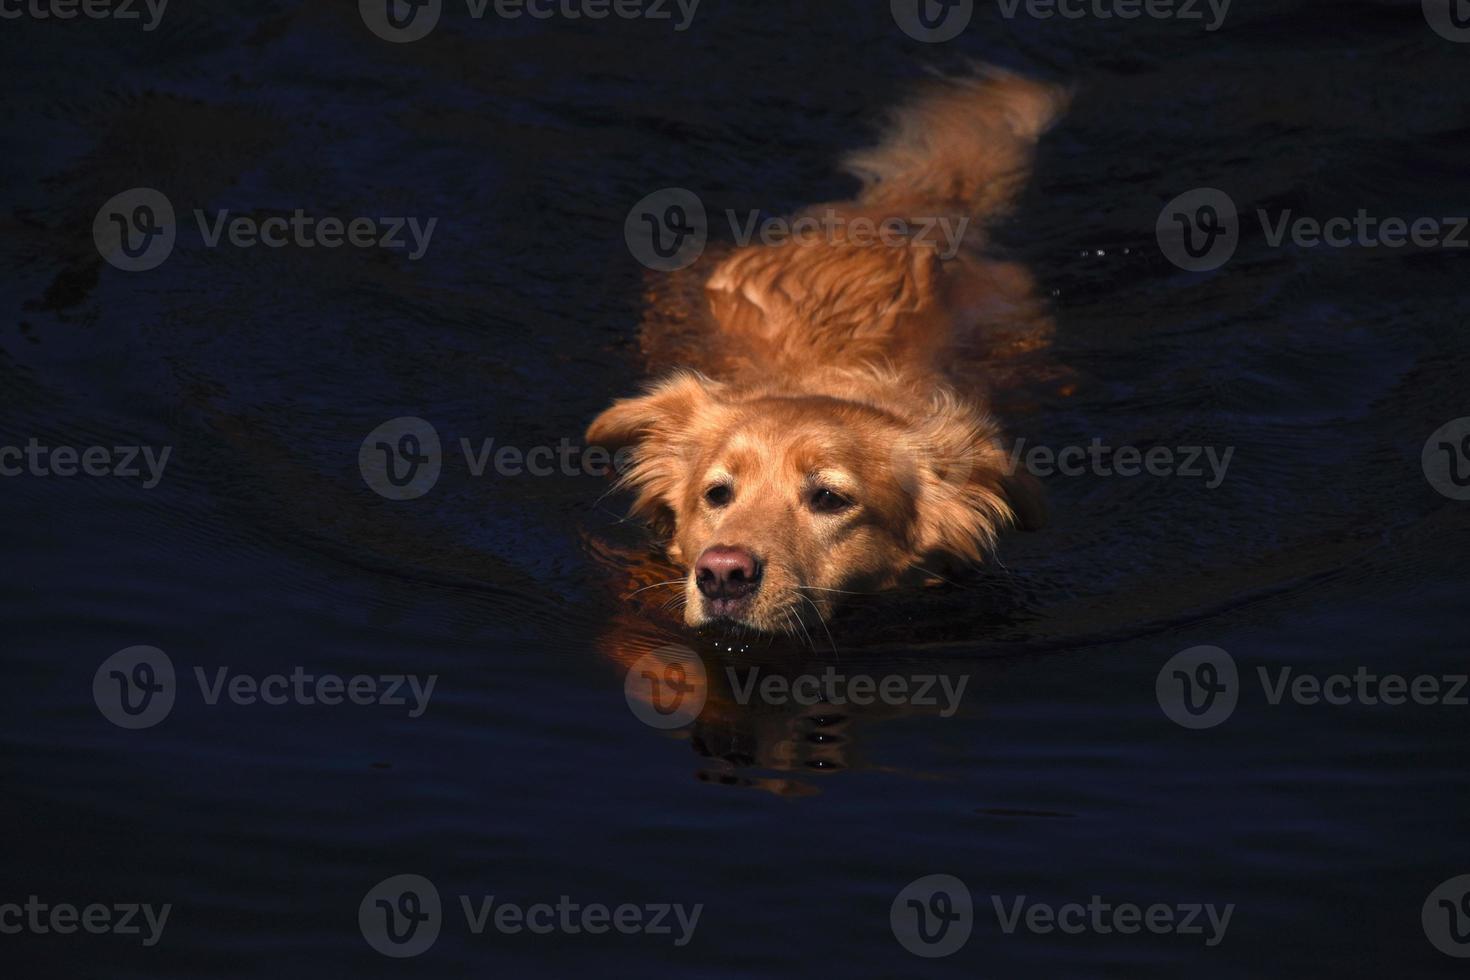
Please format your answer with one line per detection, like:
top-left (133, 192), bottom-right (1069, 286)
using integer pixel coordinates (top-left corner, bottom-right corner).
top-left (808, 488), bottom-right (852, 513)
top-left (704, 484), bottom-right (733, 507)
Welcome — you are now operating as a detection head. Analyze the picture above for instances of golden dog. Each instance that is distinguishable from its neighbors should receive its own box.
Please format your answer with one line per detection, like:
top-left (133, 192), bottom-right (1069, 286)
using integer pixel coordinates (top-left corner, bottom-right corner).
top-left (590, 68), bottom-right (1067, 635)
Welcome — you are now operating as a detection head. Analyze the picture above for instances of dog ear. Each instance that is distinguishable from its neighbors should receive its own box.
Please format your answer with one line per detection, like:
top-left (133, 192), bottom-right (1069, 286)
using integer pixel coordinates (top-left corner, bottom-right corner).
top-left (586, 370), bottom-right (723, 452)
top-left (904, 393), bottom-right (1045, 565)
top-left (586, 371), bottom-right (725, 523)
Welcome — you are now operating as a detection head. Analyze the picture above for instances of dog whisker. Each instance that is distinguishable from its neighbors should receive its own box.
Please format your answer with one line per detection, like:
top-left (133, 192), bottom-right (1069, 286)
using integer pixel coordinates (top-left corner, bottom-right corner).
top-left (798, 594), bottom-right (838, 657)
top-left (624, 579), bottom-right (685, 599)
top-left (592, 504), bottom-right (639, 526)
top-left (786, 603), bottom-right (816, 651)
top-left (780, 608), bottom-right (802, 643)
top-left (911, 564), bottom-right (961, 588)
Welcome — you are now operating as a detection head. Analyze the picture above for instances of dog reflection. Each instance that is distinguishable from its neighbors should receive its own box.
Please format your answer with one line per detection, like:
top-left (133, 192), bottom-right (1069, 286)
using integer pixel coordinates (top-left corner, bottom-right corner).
top-left (601, 595), bottom-right (980, 797)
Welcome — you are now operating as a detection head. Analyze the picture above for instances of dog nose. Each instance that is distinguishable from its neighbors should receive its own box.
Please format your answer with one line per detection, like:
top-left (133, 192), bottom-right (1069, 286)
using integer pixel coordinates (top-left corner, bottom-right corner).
top-left (695, 546), bottom-right (761, 599)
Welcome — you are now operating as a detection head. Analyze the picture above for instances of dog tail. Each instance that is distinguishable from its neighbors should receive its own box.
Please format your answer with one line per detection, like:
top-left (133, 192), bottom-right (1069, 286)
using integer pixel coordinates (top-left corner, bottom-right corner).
top-left (842, 66), bottom-right (1069, 228)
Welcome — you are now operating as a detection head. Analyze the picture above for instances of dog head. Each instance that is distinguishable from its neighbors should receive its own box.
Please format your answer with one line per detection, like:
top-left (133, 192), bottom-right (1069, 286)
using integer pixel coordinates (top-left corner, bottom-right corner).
top-left (588, 369), bottom-right (1042, 634)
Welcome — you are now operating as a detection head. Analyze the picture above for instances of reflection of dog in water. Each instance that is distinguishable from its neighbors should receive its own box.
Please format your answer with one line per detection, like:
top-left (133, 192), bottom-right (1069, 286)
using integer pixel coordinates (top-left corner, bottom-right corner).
top-left (612, 626), bottom-right (984, 797)
top-left (590, 67), bottom-right (1066, 637)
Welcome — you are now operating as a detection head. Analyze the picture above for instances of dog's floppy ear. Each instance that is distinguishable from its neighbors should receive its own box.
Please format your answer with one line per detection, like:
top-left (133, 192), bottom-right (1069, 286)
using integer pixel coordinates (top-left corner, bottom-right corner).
top-left (586, 370), bottom-right (720, 451)
top-left (586, 370), bottom-right (725, 523)
top-left (903, 392), bottom-right (1046, 565)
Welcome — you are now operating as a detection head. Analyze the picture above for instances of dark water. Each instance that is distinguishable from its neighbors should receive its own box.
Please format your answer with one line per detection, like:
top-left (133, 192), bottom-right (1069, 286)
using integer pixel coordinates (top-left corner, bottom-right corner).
top-left (4, 0), bottom-right (1469, 976)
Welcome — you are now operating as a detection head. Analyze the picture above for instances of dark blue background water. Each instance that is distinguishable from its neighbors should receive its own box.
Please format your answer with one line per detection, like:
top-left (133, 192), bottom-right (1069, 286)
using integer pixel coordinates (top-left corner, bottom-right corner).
top-left (3, 0), bottom-right (1469, 976)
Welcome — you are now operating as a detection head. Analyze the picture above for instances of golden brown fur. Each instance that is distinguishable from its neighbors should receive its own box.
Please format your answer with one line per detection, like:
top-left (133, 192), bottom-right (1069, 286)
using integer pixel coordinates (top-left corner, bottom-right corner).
top-left (589, 67), bottom-right (1068, 635)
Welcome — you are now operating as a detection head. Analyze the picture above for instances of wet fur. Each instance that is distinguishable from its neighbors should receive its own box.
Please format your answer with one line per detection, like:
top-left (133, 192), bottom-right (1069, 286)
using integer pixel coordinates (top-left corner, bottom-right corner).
top-left (589, 67), bottom-right (1067, 634)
